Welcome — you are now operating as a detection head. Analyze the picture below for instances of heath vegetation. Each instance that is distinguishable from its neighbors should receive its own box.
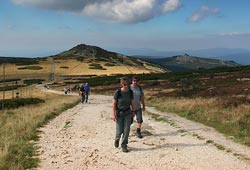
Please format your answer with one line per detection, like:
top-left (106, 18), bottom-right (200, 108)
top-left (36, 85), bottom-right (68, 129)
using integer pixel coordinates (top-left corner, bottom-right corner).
top-left (0, 55), bottom-right (249, 169)
top-left (0, 87), bottom-right (79, 169)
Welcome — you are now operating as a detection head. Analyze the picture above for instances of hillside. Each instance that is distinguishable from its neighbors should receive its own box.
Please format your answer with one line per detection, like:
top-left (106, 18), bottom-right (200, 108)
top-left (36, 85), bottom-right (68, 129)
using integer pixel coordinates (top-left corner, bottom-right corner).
top-left (141, 54), bottom-right (240, 71)
top-left (50, 44), bottom-right (166, 74)
top-left (118, 47), bottom-right (250, 65)
top-left (0, 44), bottom-right (167, 81)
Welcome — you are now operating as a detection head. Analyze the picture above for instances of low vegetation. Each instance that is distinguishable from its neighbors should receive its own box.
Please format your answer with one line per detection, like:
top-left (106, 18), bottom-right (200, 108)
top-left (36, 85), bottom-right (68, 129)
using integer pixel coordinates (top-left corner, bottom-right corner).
top-left (89, 63), bottom-right (106, 70)
top-left (18, 66), bottom-right (43, 70)
top-left (0, 87), bottom-right (80, 169)
top-left (0, 52), bottom-right (249, 169)
top-left (148, 97), bottom-right (250, 146)
top-left (23, 79), bottom-right (45, 85)
top-left (88, 65), bottom-right (250, 146)
top-left (0, 98), bottom-right (44, 110)
top-left (59, 66), bottom-right (69, 69)
top-left (0, 57), bottom-right (39, 66)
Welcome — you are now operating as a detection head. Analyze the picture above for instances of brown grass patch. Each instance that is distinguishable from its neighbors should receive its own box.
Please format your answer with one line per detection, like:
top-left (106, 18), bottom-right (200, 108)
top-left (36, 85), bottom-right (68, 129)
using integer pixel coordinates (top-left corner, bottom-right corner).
top-left (0, 86), bottom-right (79, 169)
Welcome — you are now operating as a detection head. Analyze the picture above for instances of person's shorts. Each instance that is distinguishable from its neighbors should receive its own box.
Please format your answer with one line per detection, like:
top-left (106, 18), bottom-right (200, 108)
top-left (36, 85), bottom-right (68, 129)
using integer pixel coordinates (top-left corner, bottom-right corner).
top-left (135, 108), bottom-right (143, 123)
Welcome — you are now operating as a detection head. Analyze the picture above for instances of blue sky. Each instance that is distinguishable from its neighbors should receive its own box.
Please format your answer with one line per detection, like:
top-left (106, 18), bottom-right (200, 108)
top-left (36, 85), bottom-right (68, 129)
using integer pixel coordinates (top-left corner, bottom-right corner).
top-left (1, 0), bottom-right (250, 57)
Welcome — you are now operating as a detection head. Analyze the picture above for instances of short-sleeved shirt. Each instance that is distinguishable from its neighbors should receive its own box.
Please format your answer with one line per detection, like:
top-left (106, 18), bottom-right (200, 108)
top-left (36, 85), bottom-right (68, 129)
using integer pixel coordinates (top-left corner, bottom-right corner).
top-left (114, 89), bottom-right (133, 110)
top-left (84, 85), bottom-right (90, 94)
top-left (130, 85), bottom-right (144, 110)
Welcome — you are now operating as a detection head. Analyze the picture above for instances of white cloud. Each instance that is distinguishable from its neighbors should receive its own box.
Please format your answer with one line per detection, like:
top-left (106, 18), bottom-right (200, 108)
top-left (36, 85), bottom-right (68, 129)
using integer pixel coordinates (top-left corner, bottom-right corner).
top-left (11, 0), bottom-right (182, 24)
top-left (162, 0), bottom-right (182, 13)
top-left (187, 6), bottom-right (219, 23)
top-left (219, 32), bottom-right (250, 37)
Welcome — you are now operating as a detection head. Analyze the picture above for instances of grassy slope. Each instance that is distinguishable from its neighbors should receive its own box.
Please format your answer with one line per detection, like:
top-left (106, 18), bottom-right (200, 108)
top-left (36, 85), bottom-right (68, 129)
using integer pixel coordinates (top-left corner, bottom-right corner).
top-left (0, 87), bottom-right (80, 169)
top-left (3, 59), bottom-right (164, 80)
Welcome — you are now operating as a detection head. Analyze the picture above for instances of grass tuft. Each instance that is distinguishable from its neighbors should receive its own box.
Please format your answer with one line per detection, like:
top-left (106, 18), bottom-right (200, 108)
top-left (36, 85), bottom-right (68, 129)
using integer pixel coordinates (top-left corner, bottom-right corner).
top-left (0, 87), bottom-right (80, 169)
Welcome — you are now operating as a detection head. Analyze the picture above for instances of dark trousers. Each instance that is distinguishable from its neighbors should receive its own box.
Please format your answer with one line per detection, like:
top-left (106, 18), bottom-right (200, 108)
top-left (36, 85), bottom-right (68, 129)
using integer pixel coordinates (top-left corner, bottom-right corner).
top-left (115, 113), bottom-right (132, 148)
top-left (85, 92), bottom-right (89, 103)
top-left (81, 94), bottom-right (85, 103)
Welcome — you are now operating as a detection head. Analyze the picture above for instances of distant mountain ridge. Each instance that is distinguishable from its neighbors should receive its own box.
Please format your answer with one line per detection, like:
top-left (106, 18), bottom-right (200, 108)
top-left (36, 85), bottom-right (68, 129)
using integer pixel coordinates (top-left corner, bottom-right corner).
top-left (113, 47), bottom-right (250, 65)
top-left (0, 44), bottom-right (244, 73)
top-left (139, 54), bottom-right (241, 72)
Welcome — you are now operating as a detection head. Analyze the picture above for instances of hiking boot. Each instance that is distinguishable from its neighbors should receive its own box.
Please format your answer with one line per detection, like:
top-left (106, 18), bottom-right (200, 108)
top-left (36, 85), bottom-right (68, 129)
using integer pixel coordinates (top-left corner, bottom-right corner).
top-left (136, 128), bottom-right (143, 138)
top-left (114, 140), bottom-right (119, 148)
top-left (122, 147), bottom-right (129, 153)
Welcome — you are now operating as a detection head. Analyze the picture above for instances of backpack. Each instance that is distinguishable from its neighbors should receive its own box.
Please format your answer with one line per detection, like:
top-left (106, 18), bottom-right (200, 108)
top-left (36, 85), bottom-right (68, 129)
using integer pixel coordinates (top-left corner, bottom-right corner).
top-left (79, 86), bottom-right (85, 95)
top-left (117, 88), bottom-right (133, 99)
top-left (116, 85), bottom-right (142, 100)
top-left (116, 89), bottom-right (133, 119)
top-left (116, 88), bottom-right (133, 110)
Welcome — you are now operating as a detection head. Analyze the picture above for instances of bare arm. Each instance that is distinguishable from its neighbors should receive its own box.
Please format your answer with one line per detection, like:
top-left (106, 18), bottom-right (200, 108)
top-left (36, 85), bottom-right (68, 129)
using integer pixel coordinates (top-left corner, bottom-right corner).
top-left (112, 99), bottom-right (117, 121)
top-left (131, 99), bottom-right (136, 117)
top-left (141, 95), bottom-right (145, 111)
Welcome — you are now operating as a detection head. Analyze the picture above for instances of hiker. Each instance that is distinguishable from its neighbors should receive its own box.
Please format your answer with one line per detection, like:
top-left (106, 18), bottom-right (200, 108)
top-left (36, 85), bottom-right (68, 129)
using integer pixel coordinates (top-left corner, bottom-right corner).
top-left (64, 87), bottom-right (68, 94)
top-left (84, 82), bottom-right (90, 103)
top-left (112, 77), bottom-right (135, 153)
top-left (79, 84), bottom-right (85, 103)
top-left (69, 87), bottom-right (73, 93)
top-left (77, 84), bottom-right (81, 96)
top-left (130, 76), bottom-right (145, 138)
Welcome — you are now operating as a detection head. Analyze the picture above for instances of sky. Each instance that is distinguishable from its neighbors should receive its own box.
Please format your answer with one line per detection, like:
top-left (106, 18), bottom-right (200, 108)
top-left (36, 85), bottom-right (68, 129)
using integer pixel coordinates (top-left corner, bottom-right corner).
top-left (1, 0), bottom-right (250, 57)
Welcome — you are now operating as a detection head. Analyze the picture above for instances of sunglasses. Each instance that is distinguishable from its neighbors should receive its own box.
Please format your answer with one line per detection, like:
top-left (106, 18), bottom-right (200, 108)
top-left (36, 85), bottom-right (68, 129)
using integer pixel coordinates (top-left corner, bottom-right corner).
top-left (123, 83), bottom-right (128, 86)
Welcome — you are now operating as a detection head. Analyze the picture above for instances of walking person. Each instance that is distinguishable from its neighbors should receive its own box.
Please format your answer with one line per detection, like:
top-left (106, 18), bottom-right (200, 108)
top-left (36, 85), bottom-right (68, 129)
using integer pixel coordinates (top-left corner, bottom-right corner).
top-left (79, 84), bottom-right (85, 103)
top-left (112, 77), bottom-right (135, 152)
top-left (130, 76), bottom-right (145, 138)
top-left (84, 82), bottom-right (90, 103)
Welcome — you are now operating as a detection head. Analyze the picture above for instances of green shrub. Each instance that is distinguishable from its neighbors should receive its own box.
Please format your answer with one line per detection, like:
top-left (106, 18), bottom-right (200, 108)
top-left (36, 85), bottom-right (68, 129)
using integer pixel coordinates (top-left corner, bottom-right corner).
top-left (89, 63), bottom-right (106, 70)
top-left (0, 85), bottom-right (23, 91)
top-left (0, 79), bottom-right (21, 83)
top-left (104, 63), bottom-right (116, 66)
top-left (0, 98), bottom-right (45, 110)
top-left (18, 66), bottom-right (43, 70)
top-left (23, 79), bottom-right (45, 85)
top-left (60, 66), bottom-right (69, 69)
top-left (0, 57), bottom-right (39, 66)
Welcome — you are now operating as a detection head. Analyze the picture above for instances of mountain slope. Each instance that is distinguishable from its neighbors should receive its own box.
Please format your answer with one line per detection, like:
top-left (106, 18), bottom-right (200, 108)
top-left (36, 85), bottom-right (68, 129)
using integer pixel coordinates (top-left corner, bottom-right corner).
top-left (141, 54), bottom-right (241, 71)
top-left (51, 44), bottom-right (166, 73)
top-left (117, 48), bottom-right (250, 65)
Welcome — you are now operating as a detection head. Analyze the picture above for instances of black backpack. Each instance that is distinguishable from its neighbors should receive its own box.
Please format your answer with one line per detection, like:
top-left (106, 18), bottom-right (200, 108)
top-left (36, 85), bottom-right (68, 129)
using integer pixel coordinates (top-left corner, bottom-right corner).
top-left (117, 88), bottom-right (133, 99)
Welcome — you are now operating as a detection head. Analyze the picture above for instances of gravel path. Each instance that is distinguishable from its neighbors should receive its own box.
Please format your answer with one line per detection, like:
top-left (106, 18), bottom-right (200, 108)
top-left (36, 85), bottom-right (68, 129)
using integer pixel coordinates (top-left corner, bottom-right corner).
top-left (36, 90), bottom-right (250, 170)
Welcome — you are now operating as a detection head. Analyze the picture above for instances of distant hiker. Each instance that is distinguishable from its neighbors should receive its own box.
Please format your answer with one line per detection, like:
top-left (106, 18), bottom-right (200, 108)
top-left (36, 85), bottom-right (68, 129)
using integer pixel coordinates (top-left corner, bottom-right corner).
top-left (77, 84), bottom-right (81, 96)
top-left (79, 84), bottom-right (86, 103)
top-left (84, 82), bottom-right (90, 103)
top-left (64, 87), bottom-right (68, 94)
top-left (69, 87), bottom-right (73, 93)
top-left (44, 84), bottom-right (49, 89)
top-left (112, 77), bottom-right (135, 153)
top-left (130, 76), bottom-right (145, 138)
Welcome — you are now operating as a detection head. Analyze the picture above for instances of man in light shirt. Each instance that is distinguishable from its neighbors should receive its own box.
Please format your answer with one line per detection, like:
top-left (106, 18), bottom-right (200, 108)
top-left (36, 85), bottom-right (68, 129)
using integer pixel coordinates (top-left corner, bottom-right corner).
top-left (130, 77), bottom-right (145, 138)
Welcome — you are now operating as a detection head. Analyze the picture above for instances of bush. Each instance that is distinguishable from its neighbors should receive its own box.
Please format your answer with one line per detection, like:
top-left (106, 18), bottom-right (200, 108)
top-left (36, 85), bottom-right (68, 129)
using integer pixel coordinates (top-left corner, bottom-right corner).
top-left (18, 66), bottom-right (43, 70)
top-left (0, 98), bottom-right (45, 110)
top-left (23, 79), bottom-right (45, 85)
top-left (89, 63), bottom-right (106, 70)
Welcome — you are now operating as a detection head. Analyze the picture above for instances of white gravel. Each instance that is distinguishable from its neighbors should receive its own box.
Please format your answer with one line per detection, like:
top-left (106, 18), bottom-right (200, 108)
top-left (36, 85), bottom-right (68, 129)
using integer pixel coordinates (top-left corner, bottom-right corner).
top-left (36, 92), bottom-right (250, 170)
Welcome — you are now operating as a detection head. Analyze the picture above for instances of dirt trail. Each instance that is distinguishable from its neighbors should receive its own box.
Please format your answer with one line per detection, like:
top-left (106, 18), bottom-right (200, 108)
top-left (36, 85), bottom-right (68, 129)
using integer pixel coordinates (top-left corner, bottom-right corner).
top-left (36, 87), bottom-right (250, 170)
